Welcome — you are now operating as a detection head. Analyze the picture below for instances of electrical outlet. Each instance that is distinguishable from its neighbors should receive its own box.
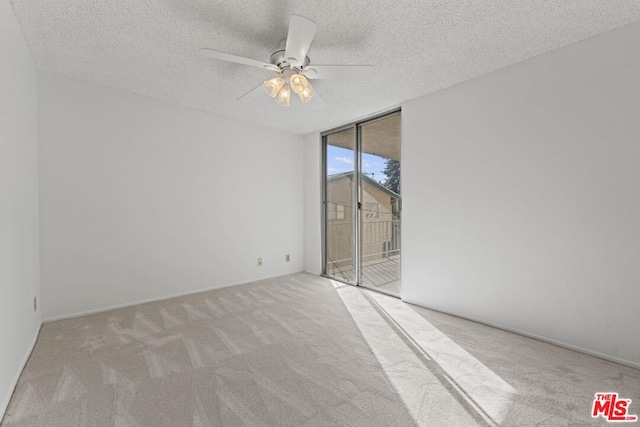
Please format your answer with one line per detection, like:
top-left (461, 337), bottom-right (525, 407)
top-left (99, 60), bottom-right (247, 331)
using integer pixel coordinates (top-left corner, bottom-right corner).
top-left (257, 258), bottom-right (263, 266)
top-left (34, 296), bottom-right (37, 312)
top-left (285, 254), bottom-right (290, 262)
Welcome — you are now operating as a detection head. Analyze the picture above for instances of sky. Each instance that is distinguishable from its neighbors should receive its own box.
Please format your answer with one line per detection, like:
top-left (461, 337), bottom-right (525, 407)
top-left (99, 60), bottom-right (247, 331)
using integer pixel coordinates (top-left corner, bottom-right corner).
top-left (326, 145), bottom-right (390, 183)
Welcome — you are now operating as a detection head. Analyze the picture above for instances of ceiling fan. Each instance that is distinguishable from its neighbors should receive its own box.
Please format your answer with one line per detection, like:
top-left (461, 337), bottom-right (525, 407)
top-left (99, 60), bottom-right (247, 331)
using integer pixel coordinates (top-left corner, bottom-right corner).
top-left (199, 15), bottom-right (374, 107)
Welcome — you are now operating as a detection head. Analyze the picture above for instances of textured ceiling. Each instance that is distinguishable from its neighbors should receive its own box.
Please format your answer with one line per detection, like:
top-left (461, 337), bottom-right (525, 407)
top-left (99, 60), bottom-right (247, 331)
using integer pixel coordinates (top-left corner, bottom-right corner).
top-left (10, 0), bottom-right (640, 134)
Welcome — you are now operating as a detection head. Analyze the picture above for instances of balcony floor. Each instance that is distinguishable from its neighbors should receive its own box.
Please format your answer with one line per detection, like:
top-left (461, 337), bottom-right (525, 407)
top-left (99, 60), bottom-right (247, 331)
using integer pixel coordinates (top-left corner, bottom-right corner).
top-left (327, 255), bottom-right (400, 296)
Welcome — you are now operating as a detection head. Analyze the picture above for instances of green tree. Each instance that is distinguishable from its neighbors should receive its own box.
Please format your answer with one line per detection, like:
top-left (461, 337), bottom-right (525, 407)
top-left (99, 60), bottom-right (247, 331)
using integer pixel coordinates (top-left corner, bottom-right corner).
top-left (382, 159), bottom-right (400, 194)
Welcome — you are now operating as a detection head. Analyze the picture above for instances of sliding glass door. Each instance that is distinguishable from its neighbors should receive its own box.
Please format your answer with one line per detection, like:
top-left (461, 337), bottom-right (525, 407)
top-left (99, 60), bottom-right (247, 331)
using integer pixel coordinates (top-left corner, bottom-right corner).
top-left (323, 111), bottom-right (401, 296)
top-left (324, 126), bottom-right (357, 284)
top-left (358, 114), bottom-right (401, 295)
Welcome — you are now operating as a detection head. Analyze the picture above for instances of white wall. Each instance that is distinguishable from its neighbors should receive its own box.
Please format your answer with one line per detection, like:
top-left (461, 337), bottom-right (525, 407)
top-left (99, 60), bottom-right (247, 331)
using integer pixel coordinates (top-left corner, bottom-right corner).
top-left (402, 23), bottom-right (640, 367)
top-left (303, 132), bottom-right (322, 275)
top-left (38, 73), bottom-right (304, 320)
top-left (0, 2), bottom-right (41, 418)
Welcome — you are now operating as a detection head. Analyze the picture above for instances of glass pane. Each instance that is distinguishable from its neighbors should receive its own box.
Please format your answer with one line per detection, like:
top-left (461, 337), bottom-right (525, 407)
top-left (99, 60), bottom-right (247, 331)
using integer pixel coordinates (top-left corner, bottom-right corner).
top-left (359, 114), bottom-right (401, 296)
top-left (325, 127), bottom-right (356, 283)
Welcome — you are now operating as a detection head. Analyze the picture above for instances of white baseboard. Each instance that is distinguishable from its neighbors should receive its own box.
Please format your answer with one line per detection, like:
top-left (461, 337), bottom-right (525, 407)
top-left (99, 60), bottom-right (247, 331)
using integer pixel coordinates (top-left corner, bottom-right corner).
top-left (0, 322), bottom-right (41, 422)
top-left (44, 271), bottom-right (305, 323)
top-left (401, 298), bottom-right (640, 371)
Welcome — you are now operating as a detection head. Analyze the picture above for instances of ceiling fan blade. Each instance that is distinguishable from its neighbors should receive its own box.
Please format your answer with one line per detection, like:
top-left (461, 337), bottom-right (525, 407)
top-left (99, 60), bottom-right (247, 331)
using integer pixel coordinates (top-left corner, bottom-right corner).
top-left (236, 83), bottom-right (266, 102)
top-left (304, 65), bottom-right (374, 80)
top-left (199, 48), bottom-right (280, 72)
top-left (284, 15), bottom-right (317, 67)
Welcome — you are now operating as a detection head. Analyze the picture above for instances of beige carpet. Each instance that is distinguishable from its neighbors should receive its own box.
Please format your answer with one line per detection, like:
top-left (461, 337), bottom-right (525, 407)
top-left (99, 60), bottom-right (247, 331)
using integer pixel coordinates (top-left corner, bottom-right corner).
top-left (2, 273), bottom-right (638, 426)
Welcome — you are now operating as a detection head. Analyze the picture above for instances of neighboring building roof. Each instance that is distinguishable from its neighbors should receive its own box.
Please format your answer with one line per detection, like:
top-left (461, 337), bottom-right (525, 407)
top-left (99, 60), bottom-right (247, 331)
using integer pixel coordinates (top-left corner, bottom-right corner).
top-left (327, 171), bottom-right (401, 199)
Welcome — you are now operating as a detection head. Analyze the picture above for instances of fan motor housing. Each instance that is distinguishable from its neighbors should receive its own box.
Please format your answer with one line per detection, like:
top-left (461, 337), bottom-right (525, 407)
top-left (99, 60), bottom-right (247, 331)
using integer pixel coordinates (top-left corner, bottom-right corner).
top-left (270, 49), bottom-right (310, 70)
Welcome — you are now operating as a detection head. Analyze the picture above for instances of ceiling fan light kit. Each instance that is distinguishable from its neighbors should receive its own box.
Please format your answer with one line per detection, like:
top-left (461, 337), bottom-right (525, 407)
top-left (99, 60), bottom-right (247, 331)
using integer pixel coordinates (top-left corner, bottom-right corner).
top-left (298, 86), bottom-right (314, 104)
top-left (264, 68), bottom-right (313, 106)
top-left (199, 15), bottom-right (374, 108)
top-left (275, 84), bottom-right (291, 107)
top-left (289, 74), bottom-right (308, 94)
top-left (264, 76), bottom-right (285, 98)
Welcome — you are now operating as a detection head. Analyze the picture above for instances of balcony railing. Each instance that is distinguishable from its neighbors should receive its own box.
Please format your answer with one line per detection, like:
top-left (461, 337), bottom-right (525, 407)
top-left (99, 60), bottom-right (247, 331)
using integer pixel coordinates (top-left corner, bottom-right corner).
top-left (326, 219), bottom-right (400, 291)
